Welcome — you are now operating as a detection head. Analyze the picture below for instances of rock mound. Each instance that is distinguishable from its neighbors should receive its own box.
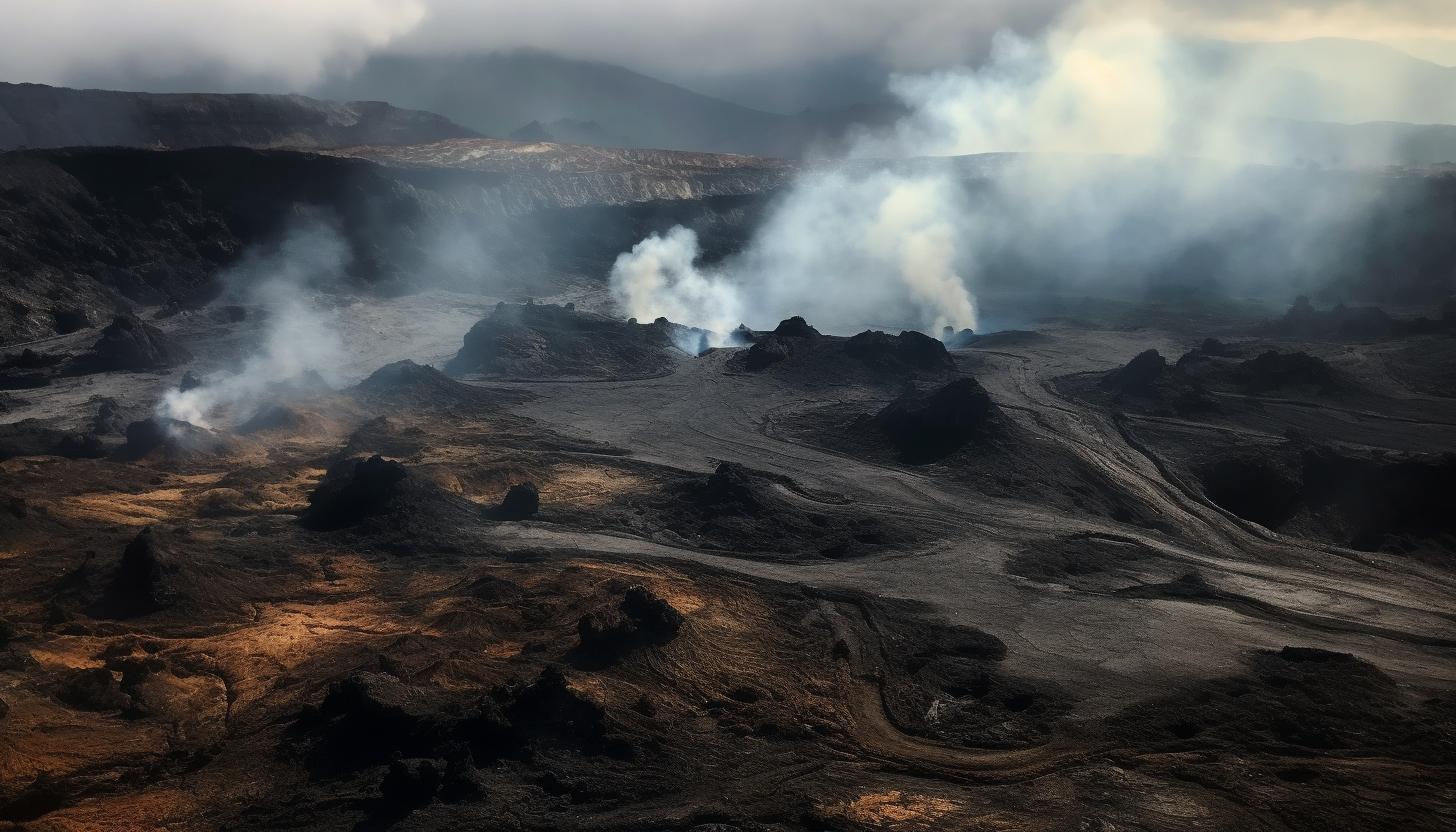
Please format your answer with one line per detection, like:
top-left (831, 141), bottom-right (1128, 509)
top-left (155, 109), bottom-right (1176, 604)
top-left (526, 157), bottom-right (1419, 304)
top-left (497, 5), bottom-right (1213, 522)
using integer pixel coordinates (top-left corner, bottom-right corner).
top-left (744, 334), bottom-right (795, 370)
top-left (1099, 349), bottom-right (1220, 416)
top-left (494, 482), bottom-right (540, 520)
top-left (0, 419), bottom-right (106, 462)
top-left (771, 316), bottom-right (821, 338)
top-left (89, 527), bottom-right (182, 618)
top-left (73, 314), bottom-right (192, 373)
top-left (1273, 296), bottom-right (1447, 341)
top-left (301, 455), bottom-right (410, 531)
top-left (300, 455), bottom-right (481, 537)
top-left (844, 330), bottom-right (955, 372)
top-left (235, 405), bottom-right (303, 435)
top-left (1237, 350), bottom-right (1351, 395)
top-left (574, 585), bottom-right (684, 666)
top-left (111, 416), bottom-right (230, 460)
top-left (357, 360), bottom-right (472, 400)
top-left (645, 462), bottom-right (898, 558)
top-left (445, 303), bottom-right (680, 380)
top-left (874, 378), bottom-right (998, 463)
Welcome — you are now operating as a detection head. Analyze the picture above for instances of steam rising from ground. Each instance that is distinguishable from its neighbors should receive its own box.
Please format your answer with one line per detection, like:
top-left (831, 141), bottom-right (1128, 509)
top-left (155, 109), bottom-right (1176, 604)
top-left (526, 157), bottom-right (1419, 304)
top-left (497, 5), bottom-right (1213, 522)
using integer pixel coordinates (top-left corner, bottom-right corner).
top-left (611, 11), bottom-right (1425, 340)
top-left (609, 172), bottom-right (977, 344)
top-left (157, 221), bottom-right (348, 428)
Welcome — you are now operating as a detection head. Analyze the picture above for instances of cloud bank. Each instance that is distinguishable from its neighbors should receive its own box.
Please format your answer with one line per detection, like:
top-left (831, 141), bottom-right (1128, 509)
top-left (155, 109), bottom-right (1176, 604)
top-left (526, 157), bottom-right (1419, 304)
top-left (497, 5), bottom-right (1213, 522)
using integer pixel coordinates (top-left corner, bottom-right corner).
top-left (8, 0), bottom-right (1454, 94)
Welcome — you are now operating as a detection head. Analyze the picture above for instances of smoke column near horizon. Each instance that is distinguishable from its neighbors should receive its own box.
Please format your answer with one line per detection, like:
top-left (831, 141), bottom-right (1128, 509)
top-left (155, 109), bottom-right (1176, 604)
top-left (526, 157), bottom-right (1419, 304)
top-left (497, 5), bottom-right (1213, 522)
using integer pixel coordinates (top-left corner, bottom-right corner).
top-left (610, 9), bottom-right (1414, 338)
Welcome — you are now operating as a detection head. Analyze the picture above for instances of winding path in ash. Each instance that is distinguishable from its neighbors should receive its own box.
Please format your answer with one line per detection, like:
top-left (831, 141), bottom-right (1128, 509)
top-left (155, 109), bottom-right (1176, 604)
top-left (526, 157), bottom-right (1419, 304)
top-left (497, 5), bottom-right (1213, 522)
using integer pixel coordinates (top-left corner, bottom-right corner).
top-left (475, 327), bottom-right (1456, 730)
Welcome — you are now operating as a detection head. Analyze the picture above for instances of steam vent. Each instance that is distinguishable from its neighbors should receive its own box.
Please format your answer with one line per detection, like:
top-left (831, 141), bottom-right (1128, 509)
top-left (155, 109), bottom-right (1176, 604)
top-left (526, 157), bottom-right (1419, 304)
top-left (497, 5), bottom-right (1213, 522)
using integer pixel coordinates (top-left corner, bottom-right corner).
top-left (3, 19), bottom-right (1456, 832)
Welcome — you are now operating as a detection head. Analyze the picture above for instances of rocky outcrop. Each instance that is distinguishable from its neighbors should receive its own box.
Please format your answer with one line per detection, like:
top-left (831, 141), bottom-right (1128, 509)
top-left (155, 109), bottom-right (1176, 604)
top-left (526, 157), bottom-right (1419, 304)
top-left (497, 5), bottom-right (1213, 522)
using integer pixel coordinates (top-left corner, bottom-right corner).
top-left (874, 378), bottom-right (998, 463)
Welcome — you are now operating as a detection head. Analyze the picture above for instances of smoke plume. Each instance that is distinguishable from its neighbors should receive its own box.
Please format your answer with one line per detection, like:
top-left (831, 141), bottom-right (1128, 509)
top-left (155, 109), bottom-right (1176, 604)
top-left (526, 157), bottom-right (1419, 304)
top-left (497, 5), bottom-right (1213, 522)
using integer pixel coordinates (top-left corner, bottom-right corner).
top-left (156, 220), bottom-right (348, 428)
top-left (611, 8), bottom-right (1431, 339)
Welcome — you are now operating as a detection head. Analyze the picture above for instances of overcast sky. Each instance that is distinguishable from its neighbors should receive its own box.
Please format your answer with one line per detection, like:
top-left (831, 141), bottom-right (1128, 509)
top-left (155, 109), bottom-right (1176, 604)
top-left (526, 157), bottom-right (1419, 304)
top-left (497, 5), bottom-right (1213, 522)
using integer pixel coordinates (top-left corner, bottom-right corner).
top-left (2, 0), bottom-right (1454, 93)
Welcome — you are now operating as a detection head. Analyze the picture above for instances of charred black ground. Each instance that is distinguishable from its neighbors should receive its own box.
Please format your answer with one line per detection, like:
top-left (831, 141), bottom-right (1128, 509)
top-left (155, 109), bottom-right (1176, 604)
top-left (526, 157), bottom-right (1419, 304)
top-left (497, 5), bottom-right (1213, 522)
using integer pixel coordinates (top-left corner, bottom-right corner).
top-left (1, 137), bottom-right (1455, 832)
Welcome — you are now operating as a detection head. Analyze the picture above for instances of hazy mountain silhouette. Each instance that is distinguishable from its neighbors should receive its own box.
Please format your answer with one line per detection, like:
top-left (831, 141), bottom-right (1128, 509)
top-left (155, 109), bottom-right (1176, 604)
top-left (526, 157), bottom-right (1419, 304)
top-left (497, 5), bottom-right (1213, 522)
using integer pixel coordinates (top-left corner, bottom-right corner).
top-left (309, 50), bottom-right (902, 157)
top-left (0, 83), bottom-right (478, 151)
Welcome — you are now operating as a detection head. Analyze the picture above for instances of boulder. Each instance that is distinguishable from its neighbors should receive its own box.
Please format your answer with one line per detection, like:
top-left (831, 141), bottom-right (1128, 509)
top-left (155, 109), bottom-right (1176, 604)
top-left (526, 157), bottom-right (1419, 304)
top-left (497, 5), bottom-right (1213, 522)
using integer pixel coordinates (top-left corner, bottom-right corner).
top-left (874, 378), bottom-right (997, 463)
top-left (79, 314), bottom-right (192, 372)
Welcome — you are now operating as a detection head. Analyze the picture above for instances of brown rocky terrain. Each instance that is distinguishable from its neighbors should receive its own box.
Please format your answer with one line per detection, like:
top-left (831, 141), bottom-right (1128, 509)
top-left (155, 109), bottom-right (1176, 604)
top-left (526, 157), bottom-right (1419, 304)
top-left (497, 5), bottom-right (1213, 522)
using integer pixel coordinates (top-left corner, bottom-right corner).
top-left (0, 288), bottom-right (1452, 831)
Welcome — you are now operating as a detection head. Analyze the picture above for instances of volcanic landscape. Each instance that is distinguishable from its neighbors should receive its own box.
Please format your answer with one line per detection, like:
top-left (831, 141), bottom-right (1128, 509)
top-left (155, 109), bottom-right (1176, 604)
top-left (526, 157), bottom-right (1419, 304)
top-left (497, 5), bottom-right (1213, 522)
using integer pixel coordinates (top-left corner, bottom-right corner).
top-left (1, 103), bottom-right (1455, 832)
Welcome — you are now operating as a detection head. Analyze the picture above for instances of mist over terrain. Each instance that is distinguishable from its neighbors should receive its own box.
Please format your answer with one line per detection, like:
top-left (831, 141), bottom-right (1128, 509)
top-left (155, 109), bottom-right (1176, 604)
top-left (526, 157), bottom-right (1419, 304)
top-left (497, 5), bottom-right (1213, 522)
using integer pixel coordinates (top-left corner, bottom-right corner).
top-left (2, 3), bottom-right (1456, 832)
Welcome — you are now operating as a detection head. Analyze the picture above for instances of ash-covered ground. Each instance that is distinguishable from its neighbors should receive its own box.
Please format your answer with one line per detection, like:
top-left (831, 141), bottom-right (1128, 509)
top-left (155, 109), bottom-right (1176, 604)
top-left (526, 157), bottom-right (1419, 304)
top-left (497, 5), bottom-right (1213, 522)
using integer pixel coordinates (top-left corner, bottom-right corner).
top-left (1, 285), bottom-right (1453, 832)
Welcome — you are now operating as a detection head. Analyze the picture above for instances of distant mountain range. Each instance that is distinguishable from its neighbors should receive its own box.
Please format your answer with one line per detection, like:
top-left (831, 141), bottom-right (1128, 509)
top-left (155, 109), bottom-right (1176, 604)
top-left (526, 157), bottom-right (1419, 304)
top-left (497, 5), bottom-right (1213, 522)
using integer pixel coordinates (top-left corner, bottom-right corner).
top-left (4, 38), bottom-right (1456, 165)
top-left (0, 84), bottom-right (478, 151)
top-left (308, 51), bottom-right (904, 158)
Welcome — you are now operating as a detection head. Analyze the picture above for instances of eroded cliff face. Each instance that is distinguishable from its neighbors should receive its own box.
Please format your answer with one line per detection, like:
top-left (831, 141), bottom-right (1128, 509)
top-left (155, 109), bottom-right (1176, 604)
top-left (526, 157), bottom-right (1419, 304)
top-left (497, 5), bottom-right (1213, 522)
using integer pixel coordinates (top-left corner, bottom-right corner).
top-left (0, 143), bottom-right (787, 343)
top-left (0, 83), bottom-right (479, 152)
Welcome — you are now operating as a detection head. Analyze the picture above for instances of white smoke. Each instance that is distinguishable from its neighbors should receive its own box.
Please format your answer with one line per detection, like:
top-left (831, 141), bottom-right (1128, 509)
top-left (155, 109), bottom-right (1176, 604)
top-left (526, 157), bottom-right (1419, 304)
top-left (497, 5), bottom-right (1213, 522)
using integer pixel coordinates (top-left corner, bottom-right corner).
top-left (608, 226), bottom-right (742, 349)
top-left (610, 9), bottom-right (1425, 337)
top-left (156, 220), bottom-right (348, 428)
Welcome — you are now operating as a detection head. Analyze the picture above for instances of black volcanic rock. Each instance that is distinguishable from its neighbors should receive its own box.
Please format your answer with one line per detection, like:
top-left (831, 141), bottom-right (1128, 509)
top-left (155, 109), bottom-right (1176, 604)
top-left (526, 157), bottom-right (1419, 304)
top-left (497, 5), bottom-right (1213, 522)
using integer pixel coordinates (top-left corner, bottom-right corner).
top-left (771, 316), bottom-right (821, 338)
top-left (235, 405), bottom-right (303, 435)
top-left (111, 417), bottom-right (223, 460)
top-left (692, 462), bottom-right (764, 517)
top-left (75, 314), bottom-right (192, 373)
top-left (1200, 443), bottom-right (1456, 551)
top-left (1272, 296), bottom-right (1450, 341)
top-left (302, 456), bottom-right (410, 531)
top-left (358, 360), bottom-right (465, 397)
top-left (744, 334), bottom-right (794, 370)
top-left (1100, 349), bottom-right (1220, 416)
top-left (1238, 350), bottom-right (1350, 395)
top-left (495, 483), bottom-right (541, 520)
top-left (55, 667), bottom-right (131, 712)
top-left (874, 378), bottom-right (997, 463)
top-left (445, 303), bottom-right (679, 380)
top-left (300, 455), bottom-right (482, 540)
top-left (575, 585), bottom-right (684, 666)
top-left (90, 527), bottom-right (181, 618)
top-left (845, 330), bottom-right (955, 372)
top-left (0, 419), bottom-right (105, 462)
top-left (1101, 349), bottom-right (1169, 391)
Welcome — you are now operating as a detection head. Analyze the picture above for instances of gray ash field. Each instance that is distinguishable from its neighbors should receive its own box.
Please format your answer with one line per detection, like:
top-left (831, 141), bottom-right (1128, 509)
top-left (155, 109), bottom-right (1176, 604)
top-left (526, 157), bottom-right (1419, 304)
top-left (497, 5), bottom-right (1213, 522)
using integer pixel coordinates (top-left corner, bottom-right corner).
top-left (2, 286), bottom-right (1453, 832)
top-left (1, 133), bottom-right (1456, 832)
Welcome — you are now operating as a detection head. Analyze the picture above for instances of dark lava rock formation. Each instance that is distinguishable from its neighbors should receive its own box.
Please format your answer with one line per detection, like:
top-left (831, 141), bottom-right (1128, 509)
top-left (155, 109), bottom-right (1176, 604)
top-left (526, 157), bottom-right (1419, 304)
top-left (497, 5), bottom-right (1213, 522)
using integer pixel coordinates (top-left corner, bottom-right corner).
top-left (300, 455), bottom-right (483, 542)
top-left (844, 329), bottom-right (956, 372)
top-left (1200, 443), bottom-right (1456, 552)
top-left (494, 482), bottom-right (541, 520)
top-left (574, 585), bottom-right (684, 667)
top-left (72, 314), bottom-right (192, 373)
top-left (744, 317), bottom-right (822, 370)
top-left (445, 303), bottom-right (685, 379)
top-left (1098, 349), bottom-right (1220, 416)
top-left (0, 419), bottom-right (105, 462)
top-left (111, 417), bottom-right (230, 461)
top-left (771, 316), bottom-right (820, 338)
top-left (301, 455), bottom-right (410, 531)
top-left (88, 527), bottom-right (183, 619)
top-left (351, 359), bottom-right (508, 414)
top-left (1236, 349), bottom-right (1353, 395)
top-left (874, 378), bottom-right (999, 463)
top-left (1273, 295), bottom-right (1450, 341)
